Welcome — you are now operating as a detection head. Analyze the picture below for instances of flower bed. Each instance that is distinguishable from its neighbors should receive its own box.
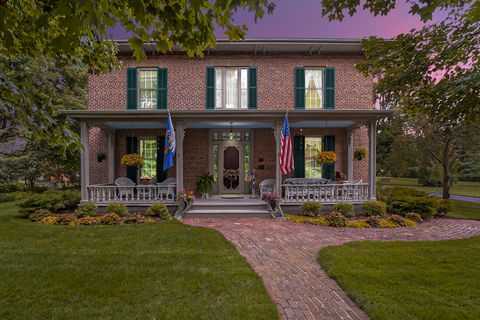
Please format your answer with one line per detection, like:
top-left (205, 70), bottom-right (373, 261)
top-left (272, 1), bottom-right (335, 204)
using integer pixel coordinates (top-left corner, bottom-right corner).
top-left (284, 213), bottom-right (418, 228)
top-left (29, 202), bottom-right (174, 226)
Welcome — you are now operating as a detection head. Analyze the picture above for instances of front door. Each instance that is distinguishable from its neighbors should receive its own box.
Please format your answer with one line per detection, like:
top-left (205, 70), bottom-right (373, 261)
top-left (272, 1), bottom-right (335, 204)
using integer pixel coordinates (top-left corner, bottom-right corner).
top-left (219, 143), bottom-right (244, 194)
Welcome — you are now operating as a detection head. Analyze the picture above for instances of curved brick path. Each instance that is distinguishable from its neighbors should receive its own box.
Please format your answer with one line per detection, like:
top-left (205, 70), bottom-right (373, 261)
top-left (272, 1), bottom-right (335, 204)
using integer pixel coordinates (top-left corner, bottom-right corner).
top-left (184, 218), bottom-right (480, 320)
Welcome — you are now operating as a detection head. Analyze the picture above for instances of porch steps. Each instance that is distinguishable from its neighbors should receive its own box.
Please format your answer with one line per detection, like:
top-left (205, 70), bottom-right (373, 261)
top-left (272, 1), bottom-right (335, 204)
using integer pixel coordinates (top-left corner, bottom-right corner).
top-left (185, 198), bottom-right (271, 218)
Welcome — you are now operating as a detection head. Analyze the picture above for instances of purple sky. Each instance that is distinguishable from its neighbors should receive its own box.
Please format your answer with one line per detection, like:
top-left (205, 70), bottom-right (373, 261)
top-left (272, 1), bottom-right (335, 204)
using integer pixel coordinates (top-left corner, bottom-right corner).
top-left (227, 0), bottom-right (446, 39)
top-left (110, 1), bottom-right (446, 40)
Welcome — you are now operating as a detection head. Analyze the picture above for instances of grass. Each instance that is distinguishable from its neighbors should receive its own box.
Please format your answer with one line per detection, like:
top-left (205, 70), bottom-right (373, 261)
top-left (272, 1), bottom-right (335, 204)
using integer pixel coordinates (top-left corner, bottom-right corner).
top-left (448, 200), bottom-right (480, 220)
top-left (0, 201), bottom-right (278, 320)
top-left (377, 177), bottom-right (480, 198)
top-left (318, 237), bottom-right (480, 320)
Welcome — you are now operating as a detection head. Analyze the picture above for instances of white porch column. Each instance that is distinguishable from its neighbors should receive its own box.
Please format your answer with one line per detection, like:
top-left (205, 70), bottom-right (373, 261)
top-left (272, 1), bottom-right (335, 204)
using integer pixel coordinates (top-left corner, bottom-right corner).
top-left (347, 129), bottom-right (354, 181)
top-left (80, 121), bottom-right (90, 201)
top-left (275, 120), bottom-right (282, 196)
top-left (176, 121), bottom-right (184, 191)
top-left (107, 130), bottom-right (115, 184)
top-left (368, 121), bottom-right (377, 199)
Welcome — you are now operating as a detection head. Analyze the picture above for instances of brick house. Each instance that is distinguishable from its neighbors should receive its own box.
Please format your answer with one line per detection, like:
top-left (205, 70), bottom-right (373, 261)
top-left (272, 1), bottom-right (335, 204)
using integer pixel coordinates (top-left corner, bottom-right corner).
top-left (63, 39), bottom-right (391, 208)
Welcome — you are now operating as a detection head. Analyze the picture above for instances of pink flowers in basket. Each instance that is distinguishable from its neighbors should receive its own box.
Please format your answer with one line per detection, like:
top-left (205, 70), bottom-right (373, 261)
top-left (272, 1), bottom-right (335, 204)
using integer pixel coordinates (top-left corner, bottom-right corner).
top-left (261, 192), bottom-right (280, 210)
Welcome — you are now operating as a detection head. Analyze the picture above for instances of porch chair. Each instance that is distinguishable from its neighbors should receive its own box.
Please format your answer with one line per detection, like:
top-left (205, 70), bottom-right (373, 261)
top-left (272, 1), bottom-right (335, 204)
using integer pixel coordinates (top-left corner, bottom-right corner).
top-left (115, 177), bottom-right (135, 200)
top-left (259, 179), bottom-right (276, 195)
top-left (158, 178), bottom-right (177, 201)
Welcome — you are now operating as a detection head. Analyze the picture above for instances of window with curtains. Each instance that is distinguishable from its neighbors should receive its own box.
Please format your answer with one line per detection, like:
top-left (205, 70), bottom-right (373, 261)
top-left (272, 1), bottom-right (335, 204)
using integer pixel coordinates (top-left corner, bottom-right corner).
top-left (215, 67), bottom-right (248, 109)
top-left (139, 139), bottom-right (157, 180)
top-left (138, 70), bottom-right (157, 109)
top-left (305, 137), bottom-right (323, 178)
top-left (305, 69), bottom-right (323, 109)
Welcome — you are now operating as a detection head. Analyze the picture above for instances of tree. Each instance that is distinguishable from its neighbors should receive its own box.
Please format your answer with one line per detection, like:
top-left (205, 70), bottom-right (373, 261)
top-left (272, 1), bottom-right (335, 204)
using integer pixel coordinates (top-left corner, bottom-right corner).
top-left (0, 0), bottom-right (275, 152)
top-left (321, 0), bottom-right (480, 198)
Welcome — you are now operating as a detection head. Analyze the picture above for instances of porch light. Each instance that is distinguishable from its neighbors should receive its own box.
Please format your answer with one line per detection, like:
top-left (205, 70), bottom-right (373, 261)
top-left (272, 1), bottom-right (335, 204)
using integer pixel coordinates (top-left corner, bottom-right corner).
top-left (228, 122), bottom-right (234, 140)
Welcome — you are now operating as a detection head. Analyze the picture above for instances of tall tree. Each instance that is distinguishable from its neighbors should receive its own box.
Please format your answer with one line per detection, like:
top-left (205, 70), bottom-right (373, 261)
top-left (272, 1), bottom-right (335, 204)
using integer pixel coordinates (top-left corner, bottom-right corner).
top-left (0, 0), bottom-right (275, 152)
top-left (321, 0), bottom-right (480, 198)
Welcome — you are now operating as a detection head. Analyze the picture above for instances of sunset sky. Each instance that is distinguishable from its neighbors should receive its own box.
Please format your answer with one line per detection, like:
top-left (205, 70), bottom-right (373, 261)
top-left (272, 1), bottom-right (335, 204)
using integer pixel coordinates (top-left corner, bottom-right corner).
top-left (110, 1), bottom-right (447, 40)
top-left (226, 0), bottom-right (447, 39)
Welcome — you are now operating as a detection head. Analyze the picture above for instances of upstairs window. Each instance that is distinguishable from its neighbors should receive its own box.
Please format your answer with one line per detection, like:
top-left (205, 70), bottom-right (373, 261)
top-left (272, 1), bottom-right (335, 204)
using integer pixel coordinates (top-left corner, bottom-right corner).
top-left (139, 70), bottom-right (157, 109)
top-left (215, 67), bottom-right (248, 109)
top-left (305, 69), bottom-right (323, 109)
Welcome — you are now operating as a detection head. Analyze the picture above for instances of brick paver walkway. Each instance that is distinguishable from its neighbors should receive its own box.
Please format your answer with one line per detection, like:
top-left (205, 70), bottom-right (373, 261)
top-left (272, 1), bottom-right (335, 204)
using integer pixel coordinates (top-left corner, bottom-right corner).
top-left (184, 218), bottom-right (480, 320)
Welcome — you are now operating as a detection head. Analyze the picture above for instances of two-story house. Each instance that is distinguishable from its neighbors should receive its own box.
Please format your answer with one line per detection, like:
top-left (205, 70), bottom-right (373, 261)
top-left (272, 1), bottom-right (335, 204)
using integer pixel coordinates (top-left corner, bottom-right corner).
top-left (63, 39), bottom-right (391, 209)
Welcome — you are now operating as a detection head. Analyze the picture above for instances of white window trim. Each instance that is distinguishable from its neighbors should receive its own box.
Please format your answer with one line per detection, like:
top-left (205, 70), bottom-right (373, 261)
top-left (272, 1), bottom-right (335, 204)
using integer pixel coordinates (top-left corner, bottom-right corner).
top-left (214, 67), bottom-right (249, 109)
top-left (304, 67), bottom-right (324, 110)
top-left (137, 68), bottom-right (157, 110)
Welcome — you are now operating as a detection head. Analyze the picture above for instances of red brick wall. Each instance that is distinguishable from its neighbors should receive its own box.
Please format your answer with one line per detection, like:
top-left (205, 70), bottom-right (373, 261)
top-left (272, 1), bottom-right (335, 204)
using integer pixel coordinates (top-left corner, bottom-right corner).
top-left (183, 129), bottom-right (210, 193)
top-left (253, 128), bottom-right (276, 186)
top-left (87, 53), bottom-right (373, 111)
top-left (88, 127), bottom-right (108, 185)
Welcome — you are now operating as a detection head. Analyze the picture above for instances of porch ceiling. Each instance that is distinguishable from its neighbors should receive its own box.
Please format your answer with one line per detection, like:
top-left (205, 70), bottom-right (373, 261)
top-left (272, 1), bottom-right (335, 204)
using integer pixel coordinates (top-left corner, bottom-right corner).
top-left (62, 109), bottom-right (393, 126)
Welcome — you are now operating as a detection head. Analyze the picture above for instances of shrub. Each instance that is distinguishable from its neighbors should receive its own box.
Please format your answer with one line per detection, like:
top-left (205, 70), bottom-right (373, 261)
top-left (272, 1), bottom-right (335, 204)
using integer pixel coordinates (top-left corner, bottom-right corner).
top-left (346, 220), bottom-right (370, 228)
top-left (333, 202), bottom-right (354, 217)
top-left (0, 183), bottom-right (21, 193)
top-left (378, 187), bottom-right (449, 219)
top-left (123, 213), bottom-right (147, 224)
top-left (404, 219), bottom-right (418, 227)
top-left (0, 193), bottom-right (15, 203)
top-left (145, 203), bottom-right (169, 218)
top-left (18, 190), bottom-right (80, 215)
top-left (284, 214), bottom-right (328, 226)
top-left (405, 212), bottom-right (423, 222)
top-left (325, 212), bottom-right (348, 227)
top-left (76, 202), bottom-right (98, 217)
top-left (365, 216), bottom-right (381, 227)
top-left (378, 219), bottom-right (398, 228)
top-left (78, 216), bottom-right (100, 225)
top-left (388, 214), bottom-right (408, 227)
top-left (301, 202), bottom-right (323, 217)
top-left (29, 209), bottom-right (52, 222)
top-left (55, 213), bottom-right (77, 226)
top-left (101, 212), bottom-right (122, 225)
top-left (40, 216), bottom-right (57, 225)
top-left (361, 200), bottom-right (387, 216)
top-left (105, 202), bottom-right (129, 217)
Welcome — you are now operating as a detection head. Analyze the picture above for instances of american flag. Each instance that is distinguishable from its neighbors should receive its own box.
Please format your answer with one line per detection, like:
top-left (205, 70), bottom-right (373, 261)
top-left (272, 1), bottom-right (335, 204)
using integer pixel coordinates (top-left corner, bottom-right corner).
top-left (280, 115), bottom-right (294, 175)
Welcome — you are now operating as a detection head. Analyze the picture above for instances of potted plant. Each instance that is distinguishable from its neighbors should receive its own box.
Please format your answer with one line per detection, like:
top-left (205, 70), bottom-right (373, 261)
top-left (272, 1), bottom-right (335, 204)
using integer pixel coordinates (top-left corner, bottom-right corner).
top-left (140, 175), bottom-right (151, 184)
top-left (261, 192), bottom-right (281, 212)
top-left (175, 190), bottom-right (195, 215)
top-left (316, 151), bottom-right (336, 164)
top-left (196, 174), bottom-right (215, 198)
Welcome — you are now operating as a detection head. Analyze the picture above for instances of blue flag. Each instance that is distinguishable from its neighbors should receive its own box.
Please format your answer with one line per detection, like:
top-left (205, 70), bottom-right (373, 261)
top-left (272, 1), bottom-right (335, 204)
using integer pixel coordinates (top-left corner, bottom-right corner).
top-left (163, 114), bottom-right (176, 171)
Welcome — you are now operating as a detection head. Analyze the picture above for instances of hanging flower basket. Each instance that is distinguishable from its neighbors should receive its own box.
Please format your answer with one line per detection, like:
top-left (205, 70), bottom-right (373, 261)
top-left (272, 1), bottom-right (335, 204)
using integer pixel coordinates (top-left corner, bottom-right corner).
top-left (120, 153), bottom-right (144, 167)
top-left (316, 151), bottom-right (336, 164)
top-left (354, 147), bottom-right (367, 161)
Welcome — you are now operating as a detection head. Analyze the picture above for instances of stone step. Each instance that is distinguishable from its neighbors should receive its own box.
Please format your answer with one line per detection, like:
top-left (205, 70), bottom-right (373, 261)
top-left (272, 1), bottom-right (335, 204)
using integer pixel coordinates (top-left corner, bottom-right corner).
top-left (185, 199), bottom-right (271, 217)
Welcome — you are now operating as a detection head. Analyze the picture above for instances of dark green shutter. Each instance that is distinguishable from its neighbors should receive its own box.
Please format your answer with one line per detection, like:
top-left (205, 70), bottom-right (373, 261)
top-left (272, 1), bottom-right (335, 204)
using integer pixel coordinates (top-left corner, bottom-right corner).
top-left (323, 67), bottom-right (335, 109)
top-left (322, 135), bottom-right (335, 180)
top-left (156, 136), bottom-right (167, 183)
top-left (127, 68), bottom-right (137, 109)
top-left (157, 68), bottom-right (168, 109)
top-left (206, 66), bottom-right (215, 109)
top-left (294, 136), bottom-right (305, 178)
top-left (126, 137), bottom-right (138, 183)
top-left (294, 67), bottom-right (305, 109)
top-left (248, 67), bottom-right (257, 109)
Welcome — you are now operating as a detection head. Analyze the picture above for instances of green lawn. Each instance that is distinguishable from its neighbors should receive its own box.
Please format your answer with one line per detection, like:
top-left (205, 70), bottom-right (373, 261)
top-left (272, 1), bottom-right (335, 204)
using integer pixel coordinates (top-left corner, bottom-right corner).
top-left (448, 200), bottom-right (480, 220)
top-left (0, 201), bottom-right (278, 320)
top-left (377, 177), bottom-right (480, 198)
top-left (318, 237), bottom-right (480, 320)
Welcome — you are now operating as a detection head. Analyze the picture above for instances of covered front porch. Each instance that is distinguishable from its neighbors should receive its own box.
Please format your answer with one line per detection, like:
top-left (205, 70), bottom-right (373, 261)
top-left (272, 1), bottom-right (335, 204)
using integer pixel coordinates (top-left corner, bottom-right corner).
top-left (64, 109), bottom-right (392, 206)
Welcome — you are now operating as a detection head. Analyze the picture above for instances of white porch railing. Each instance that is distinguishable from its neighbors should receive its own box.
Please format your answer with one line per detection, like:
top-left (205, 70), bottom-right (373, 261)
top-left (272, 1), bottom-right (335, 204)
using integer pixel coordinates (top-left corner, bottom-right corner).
top-left (282, 183), bottom-right (370, 203)
top-left (87, 184), bottom-right (176, 203)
